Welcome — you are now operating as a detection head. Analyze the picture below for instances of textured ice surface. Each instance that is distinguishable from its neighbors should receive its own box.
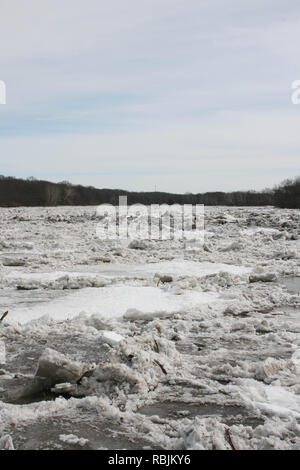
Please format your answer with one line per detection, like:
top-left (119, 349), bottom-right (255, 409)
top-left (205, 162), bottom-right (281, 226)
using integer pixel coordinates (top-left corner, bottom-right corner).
top-left (0, 205), bottom-right (300, 450)
top-left (281, 277), bottom-right (300, 295)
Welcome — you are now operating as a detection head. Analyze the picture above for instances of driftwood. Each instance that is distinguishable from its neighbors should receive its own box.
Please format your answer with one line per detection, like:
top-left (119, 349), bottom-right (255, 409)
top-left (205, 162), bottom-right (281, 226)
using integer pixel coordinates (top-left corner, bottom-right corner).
top-left (153, 339), bottom-right (160, 353)
top-left (153, 359), bottom-right (167, 375)
top-left (0, 311), bottom-right (8, 323)
top-left (225, 427), bottom-right (237, 450)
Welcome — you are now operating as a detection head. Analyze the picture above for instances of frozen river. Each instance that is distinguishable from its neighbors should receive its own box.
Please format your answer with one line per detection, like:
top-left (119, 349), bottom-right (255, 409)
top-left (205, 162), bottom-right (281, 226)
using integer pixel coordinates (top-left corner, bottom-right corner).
top-left (0, 205), bottom-right (300, 450)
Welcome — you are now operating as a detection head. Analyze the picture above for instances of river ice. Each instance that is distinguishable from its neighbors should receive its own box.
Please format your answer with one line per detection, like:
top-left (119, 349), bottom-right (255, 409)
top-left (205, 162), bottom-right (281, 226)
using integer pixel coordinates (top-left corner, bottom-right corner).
top-left (0, 205), bottom-right (300, 450)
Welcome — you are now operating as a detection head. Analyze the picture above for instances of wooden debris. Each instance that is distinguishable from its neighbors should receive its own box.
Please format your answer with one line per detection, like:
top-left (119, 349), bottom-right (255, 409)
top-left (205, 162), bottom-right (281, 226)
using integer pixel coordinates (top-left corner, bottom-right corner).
top-left (225, 427), bottom-right (237, 450)
top-left (0, 312), bottom-right (8, 323)
top-left (153, 359), bottom-right (167, 375)
top-left (153, 339), bottom-right (160, 353)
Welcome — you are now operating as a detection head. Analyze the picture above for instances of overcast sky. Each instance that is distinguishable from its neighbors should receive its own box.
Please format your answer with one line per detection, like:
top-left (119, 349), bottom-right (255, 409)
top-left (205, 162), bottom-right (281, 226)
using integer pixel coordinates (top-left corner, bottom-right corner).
top-left (0, 0), bottom-right (299, 193)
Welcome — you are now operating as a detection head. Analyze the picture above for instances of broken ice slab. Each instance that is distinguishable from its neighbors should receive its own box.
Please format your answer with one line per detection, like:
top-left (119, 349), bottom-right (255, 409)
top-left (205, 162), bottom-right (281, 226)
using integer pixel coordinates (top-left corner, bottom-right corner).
top-left (99, 330), bottom-right (124, 346)
top-left (1, 257), bottom-right (26, 266)
top-left (51, 382), bottom-right (80, 397)
top-left (249, 272), bottom-right (278, 283)
top-left (35, 348), bottom-right (90, 386)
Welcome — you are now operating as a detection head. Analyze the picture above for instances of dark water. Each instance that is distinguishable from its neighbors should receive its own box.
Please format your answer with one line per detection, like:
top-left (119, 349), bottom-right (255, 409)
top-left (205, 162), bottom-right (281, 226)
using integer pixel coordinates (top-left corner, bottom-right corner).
top-left (138, 401), bottom-right (263, 428)
top-left (6, 415), bottom-right (160, 450)
top-left (0, 376), bottom-right (54, 404)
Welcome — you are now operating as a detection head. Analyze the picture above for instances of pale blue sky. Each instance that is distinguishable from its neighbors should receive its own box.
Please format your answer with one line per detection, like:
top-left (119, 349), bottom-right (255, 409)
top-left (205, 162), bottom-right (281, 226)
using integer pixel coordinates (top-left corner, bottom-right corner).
top-left (0, 0), bottom-right (299, 192)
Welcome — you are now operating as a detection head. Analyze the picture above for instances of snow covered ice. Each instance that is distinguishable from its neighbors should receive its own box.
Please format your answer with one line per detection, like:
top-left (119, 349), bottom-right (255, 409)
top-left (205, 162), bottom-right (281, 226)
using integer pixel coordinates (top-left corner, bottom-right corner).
top-left (0, 205), bottom-right (300, 450)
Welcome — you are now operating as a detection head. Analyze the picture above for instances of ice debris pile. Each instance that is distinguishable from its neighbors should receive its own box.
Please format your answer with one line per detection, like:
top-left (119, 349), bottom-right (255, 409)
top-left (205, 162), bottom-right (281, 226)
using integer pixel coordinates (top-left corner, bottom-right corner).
top-left (0, 205), bottom-right (300, 449)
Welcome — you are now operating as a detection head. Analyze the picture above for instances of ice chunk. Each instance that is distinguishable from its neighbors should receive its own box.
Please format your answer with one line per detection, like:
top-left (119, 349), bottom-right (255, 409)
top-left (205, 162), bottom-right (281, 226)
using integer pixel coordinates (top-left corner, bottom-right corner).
top-left (35, 348), bottom-right (88, 385)
top-left (256, 358), bottom-right (283, 381)
top-left (2, 257), bottom-right (26, 266)
top-left (99, 330), bottom-right (124, 346)
top-left (249, 272), bottom-right (277, 283)
top-left (59, 434), bottom-right (89, 447)
top-left (123, 308), bottom-right (173, 321)
top-left (239, 379), bottom-right (300, 419)
top-left (51, 382), bottom-right (78, 395)
top-left (94, 363), bottom-right (147, 392)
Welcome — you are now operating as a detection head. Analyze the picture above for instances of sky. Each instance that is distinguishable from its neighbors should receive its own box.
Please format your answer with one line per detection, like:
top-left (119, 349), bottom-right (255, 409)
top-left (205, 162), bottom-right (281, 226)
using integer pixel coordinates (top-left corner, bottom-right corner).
top-left (0, 0), bottom-right (299, 193)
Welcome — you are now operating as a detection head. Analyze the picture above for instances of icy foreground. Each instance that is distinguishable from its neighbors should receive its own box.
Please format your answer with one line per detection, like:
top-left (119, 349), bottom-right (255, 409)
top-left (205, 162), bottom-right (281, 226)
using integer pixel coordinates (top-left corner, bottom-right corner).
top-left (0, 206), bottom-right (300, 450)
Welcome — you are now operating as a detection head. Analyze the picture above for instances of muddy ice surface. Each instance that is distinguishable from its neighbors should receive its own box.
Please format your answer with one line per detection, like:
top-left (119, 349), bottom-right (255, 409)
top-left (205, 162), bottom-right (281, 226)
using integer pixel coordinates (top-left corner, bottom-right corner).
top-left (0, 206), bottom-right (300, 450)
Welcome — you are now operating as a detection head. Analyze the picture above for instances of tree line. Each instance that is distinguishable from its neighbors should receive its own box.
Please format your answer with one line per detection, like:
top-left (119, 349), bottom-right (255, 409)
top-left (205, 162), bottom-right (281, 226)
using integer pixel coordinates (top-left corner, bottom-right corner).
top-left (273, 177), bottom-right (300, 209)
top-left (0, 175), bottom-right (298, 208)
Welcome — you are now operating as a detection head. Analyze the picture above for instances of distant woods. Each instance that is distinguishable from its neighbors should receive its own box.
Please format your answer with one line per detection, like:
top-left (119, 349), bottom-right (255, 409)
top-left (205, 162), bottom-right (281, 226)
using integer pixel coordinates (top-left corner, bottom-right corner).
top-left (0, 176), bottom-right (126, 207)
top-left (0, 175), bottom-right (299, 208)
top-left (274, 177), bottom-right (300, 209)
